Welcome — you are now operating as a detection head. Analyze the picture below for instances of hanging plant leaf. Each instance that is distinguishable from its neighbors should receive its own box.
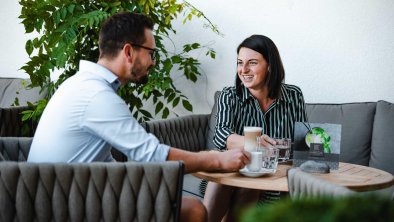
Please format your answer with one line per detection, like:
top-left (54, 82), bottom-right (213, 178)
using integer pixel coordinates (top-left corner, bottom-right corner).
top-left (18, 0), bottom-right (221, 123)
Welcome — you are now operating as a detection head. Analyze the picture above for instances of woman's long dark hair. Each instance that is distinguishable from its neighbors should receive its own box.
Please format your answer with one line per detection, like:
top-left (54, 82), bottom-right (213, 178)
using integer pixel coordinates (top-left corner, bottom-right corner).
top-left (236, 35), bottom-right (285, 99)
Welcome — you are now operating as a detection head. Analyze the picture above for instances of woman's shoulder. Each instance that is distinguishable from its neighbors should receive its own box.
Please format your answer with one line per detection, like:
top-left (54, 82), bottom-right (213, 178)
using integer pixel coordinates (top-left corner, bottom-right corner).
top-left (220, 86), bottom-right (237, 96)
top-left (282, 83), bottom-right (303, 95)
top-left (281, 84), bottom-right (305, 102)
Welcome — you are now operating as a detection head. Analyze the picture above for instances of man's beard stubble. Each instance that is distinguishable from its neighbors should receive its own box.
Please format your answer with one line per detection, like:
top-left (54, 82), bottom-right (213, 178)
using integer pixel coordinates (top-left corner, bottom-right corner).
top-left (132, 71), bottom-right (148, 85)
top-left (130, 59), bottom-right (151, 85)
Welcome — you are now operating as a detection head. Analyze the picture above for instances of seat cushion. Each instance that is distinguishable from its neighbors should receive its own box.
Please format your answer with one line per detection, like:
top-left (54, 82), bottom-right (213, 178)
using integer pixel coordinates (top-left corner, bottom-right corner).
top-left (369, 100), bottom-right (394, 175)
top-left (306, 102), bottom-right (376, 166)
top-left (0, 161), bottom-right (184, 221)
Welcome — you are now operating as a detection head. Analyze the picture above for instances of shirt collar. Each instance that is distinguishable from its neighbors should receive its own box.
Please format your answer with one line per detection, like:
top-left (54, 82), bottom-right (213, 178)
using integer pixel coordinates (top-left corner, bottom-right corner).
top-left (78, 60), bottom-right (121, 91)
top-left (240, 85), bottom-right (254, 103)
top-left (239, 84), bottom-right (292, 104)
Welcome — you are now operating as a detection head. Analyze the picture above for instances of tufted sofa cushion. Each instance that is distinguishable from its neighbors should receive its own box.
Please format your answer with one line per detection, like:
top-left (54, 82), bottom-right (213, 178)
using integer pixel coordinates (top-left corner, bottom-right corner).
top-left (142, 115), bottom-right (211, 198)
top-left (0, 161), bottom-right (184, 222)
top-left (306, 102), bottom-right (376, 166)
top-left (287, 168), bottom-right (355, 199)
top-left (0, 106), bottom-right (38, 137)
top-left (0, 137), bottom-right (32, 161)
top-left (143, 114), bottom-right (210, 153)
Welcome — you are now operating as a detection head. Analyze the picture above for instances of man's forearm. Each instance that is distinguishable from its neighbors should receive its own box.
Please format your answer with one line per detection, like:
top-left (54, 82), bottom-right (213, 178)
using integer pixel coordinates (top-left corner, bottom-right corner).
top-left (167, 148), bottom-right (222, 173)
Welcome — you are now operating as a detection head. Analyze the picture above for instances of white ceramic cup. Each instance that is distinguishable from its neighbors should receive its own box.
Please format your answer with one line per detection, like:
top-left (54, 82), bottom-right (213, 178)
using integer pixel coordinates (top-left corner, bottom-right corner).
top-left (244, 126), bottom-right (262, 152)
top-left (246, 151), bottom-right (263, 172)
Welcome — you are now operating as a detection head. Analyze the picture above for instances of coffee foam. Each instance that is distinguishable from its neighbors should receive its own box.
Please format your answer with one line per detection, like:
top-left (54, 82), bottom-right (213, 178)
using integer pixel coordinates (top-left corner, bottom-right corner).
top-left (244, 127), bottom-right (262, 132)
top-left (244, 127), bottom-right (262, 151)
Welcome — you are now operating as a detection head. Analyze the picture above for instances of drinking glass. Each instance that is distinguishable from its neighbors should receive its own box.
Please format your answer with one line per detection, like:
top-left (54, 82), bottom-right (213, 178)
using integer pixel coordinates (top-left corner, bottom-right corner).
top-left (244, 126), bottom-right (262, 152)
top-left (257, 136), bottom-right (279, 172)
top-left (274, 138), bottom-right (291, 162)
top-left (261, 148), bottom-right (279, 172)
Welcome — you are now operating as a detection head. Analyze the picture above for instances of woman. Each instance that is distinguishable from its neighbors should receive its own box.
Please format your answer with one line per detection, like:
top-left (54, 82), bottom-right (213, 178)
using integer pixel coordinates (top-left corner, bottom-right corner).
top-left (203, 35), bottom-right (307, 222)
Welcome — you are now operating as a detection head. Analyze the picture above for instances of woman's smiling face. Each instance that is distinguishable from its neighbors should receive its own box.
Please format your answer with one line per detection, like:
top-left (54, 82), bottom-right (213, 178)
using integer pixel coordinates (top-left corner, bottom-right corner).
top-left (237, 47), bottom-right (269, 90)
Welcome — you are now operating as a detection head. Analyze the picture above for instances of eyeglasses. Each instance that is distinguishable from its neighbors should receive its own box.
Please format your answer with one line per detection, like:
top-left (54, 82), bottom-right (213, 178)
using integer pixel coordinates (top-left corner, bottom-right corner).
top-left (130, 43), bottom-right (158, 61)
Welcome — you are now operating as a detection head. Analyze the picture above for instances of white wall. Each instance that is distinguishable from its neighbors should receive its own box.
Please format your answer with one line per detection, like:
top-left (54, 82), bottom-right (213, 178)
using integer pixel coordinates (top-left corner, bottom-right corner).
top-left (2, 0), bottom-right (394, 115)
top-left (1, 1), bottom-right (31, 79)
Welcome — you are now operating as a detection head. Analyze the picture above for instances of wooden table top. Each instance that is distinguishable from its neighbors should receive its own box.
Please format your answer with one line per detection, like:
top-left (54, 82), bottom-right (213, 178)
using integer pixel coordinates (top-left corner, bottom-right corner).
top-left (192, 162), bottom-right (394, 192)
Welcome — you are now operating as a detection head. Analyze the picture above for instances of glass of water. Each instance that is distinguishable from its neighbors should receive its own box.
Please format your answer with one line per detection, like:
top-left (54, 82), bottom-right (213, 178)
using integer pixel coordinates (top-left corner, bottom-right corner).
top-left (256, 136), bottom-right (279, 173)
top-left (274, 138), bottom-right (291, 162)
top-left (261, 147), bottom-right (279, 173)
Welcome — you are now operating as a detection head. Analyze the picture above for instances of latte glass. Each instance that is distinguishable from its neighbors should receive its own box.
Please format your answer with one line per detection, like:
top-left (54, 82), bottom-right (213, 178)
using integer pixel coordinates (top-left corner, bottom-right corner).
top-left (244, 126), bottom-right (262, 152)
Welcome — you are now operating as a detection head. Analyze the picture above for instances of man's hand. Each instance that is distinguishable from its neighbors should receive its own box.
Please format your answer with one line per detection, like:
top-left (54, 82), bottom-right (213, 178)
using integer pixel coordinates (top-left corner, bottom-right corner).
top-left (168, 147), bottom-right (250, 173)
top-left (216, 148), bottom-right (250, 172)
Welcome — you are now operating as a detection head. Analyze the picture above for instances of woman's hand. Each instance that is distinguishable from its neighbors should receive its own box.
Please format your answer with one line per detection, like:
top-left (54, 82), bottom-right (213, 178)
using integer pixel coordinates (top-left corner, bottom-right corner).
top-left (257, 134), bottom-right (276, 148)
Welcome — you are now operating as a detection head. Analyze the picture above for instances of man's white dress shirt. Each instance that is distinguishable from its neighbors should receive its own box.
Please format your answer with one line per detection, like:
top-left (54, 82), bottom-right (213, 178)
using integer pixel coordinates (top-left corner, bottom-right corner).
top-left (28, 60), bottom-right (170, 163)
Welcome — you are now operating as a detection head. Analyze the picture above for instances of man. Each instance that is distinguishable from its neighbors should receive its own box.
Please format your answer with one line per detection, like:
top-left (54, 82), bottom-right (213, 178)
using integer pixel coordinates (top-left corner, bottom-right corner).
top-left (28, 12), bottom-right (249, 221)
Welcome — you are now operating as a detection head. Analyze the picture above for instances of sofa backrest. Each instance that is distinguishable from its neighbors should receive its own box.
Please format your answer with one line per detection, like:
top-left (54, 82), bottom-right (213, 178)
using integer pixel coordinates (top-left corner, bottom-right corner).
top-left (0, 78), bottom-right (47, 137)
top-left (0, 137), bottom-right (129, 162)
top-left (369, 100), bottom-right (394, 175)
top-left (205, 91), bottom-right (221, 150)
top-left (0, 78), bottom-right (45, 108)
top-left (306, 102), bottom-right (376, 166)
top-left (0, 106), bottom-right (38, 137)
top-left (0, 161), bottom-right (184, 221)
top-left (0, 137), bottom-right (32, 161)
top-left (143, 114), bottom-right (210, 152)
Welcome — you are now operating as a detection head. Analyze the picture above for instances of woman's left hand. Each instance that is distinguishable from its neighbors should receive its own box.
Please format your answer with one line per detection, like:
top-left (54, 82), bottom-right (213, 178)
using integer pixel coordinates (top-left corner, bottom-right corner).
top-left (258, 134), bottom-right (276, 148)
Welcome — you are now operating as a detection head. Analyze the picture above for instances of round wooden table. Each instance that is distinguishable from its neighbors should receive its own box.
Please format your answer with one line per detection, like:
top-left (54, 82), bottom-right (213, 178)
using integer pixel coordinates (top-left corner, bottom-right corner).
top-left (192, 162), bottom-right (394, 192)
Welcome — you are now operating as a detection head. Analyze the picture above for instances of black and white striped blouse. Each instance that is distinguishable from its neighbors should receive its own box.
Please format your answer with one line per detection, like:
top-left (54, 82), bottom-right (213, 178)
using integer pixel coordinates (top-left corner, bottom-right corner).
top-left (213, 84), bottom-right (308, 150)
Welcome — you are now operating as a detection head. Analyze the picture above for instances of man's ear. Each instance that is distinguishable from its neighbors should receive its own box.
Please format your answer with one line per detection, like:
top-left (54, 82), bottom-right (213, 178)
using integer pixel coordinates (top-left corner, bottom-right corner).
top-left (122, 43), bottom-right (133, 60)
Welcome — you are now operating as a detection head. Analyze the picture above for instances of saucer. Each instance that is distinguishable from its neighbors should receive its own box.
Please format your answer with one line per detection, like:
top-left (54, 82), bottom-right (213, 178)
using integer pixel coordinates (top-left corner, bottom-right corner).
top-left (278, 158), bottom-right (292, 163)
top-left (239, 167), bottom-right (276, 177)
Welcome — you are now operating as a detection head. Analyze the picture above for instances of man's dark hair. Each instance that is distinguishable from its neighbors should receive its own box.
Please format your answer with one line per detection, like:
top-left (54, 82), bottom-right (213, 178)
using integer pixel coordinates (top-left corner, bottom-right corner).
top-left (99, 12), bottom-right (154, 59)
top-left (235, 34), bottom-right (285, 99)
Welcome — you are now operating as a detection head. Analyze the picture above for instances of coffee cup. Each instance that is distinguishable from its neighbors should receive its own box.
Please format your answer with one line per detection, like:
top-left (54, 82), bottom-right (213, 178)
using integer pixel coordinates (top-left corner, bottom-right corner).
top-left (244, 126), bottom-right (262, 152)
top-left (246, 151), bottom-right (263, 172)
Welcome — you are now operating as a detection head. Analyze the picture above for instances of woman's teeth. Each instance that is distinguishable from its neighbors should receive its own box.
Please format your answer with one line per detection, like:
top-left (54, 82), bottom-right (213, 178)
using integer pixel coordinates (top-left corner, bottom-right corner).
top-left (243, 75), bottom-right (253, 81)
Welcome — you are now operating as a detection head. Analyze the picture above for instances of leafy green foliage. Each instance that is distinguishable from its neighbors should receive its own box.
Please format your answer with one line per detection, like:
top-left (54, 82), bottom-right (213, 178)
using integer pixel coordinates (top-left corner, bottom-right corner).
top-left (19, 0), bottom-right (219, 123)
top-left (240, 195), bottom-right (394, 222)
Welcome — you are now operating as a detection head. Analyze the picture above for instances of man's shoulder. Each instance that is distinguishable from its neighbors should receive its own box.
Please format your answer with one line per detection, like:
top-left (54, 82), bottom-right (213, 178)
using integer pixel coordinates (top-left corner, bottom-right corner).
top-left (67, 71), bottom-right (114, 91)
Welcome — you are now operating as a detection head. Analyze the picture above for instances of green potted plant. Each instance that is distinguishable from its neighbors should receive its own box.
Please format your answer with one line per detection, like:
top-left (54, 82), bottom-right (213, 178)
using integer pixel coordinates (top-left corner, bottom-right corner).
top-left (18, 0), bottom-right (220, 125)
top-left (240, 195), bottom-right (394, 222)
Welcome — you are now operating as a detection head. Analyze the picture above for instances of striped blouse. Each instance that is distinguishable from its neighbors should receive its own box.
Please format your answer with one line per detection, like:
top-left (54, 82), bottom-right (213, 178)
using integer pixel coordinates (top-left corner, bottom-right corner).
top-left (213, 84), bottom-right (308, 150)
